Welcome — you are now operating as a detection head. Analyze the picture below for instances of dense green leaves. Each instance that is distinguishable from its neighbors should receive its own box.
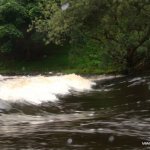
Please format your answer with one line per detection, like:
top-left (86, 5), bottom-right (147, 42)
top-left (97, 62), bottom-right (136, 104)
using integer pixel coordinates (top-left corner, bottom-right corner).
top-left (31, 0), bottom-right (150, 72)
top-left (0, 0), bottom-right (41, 53)
top-left (0, 0), bottom-right (150, 73)
top-left (0, 24), bottom-right (23, 38)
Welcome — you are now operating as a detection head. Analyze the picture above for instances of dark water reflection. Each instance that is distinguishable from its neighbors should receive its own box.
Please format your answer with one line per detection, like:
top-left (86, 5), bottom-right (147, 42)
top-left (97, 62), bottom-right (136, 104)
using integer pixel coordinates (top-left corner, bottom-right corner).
top-left (0, 75), bottom-right (150, 149)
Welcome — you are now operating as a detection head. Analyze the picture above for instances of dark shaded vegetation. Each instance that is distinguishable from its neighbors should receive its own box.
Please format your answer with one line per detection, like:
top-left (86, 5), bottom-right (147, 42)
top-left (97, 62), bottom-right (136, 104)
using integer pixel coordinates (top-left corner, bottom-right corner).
top-left (0, 0), bottom-right (150, 74)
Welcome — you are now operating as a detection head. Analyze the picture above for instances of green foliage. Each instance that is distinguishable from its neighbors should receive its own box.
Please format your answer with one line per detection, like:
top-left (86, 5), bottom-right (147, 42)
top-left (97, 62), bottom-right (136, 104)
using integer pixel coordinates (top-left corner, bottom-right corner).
top-left (32, 0), bottom-right (150, 72)
top-left (0, 24), bottom-right (23, 39)
top-left (30, 0), bottom-right (92, 44)
top-left (0, 0), bottom-right (41, 53)
top-left (0, 0), bottom-right (150, 74)
top-left (69, 39), bottom-right (121, 72)
top-left (0, 41), bottom-right (12, 53)
top-left (0, 0), bottom-right (28, 24)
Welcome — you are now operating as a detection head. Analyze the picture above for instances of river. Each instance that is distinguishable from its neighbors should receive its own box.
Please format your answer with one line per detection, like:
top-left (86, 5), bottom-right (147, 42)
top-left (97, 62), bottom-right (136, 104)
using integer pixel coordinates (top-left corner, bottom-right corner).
top-left (0, 74), bottom-right (150, 150)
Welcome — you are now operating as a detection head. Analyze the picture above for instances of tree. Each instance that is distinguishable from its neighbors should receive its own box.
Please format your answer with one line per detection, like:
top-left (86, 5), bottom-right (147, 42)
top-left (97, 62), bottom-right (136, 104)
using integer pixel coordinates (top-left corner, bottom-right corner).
top-left (30, 0), bottom-right (93, 44)
top-left (0, 0), bottom-right (26, 52)
top-left (0, 0), bottom-right (42, 59)
top-left (32, 0), bottom-right (150, 72)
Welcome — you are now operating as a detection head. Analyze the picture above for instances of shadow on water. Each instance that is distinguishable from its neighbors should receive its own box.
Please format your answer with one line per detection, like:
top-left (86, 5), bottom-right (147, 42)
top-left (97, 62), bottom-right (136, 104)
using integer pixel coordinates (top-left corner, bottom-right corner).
top-left (0, 74), bottom-right (150, 149)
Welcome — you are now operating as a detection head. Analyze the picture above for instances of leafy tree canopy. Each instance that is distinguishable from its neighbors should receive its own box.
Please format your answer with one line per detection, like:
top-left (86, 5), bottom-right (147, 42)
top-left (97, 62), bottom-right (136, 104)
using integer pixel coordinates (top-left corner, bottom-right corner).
top-left (0, 0), bottom-right (41, 54)
top-left (32, 0), bottom-right (150, 71)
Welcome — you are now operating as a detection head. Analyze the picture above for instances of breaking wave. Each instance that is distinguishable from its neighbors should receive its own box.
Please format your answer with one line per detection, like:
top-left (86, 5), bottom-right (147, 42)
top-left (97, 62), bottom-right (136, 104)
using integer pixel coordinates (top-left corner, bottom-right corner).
top-left (0, 74), bottom-right (95, 105)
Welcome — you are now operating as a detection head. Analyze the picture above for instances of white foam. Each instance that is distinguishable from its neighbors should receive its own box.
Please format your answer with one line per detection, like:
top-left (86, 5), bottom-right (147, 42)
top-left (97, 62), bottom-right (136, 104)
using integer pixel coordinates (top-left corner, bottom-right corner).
top-left (0, 74), bottom-right (95, 105)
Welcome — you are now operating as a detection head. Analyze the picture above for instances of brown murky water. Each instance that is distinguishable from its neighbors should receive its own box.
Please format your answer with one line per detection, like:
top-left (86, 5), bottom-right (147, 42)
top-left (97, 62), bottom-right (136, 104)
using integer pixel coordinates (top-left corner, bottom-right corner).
top-left (0, 74), bottom-right (150, 150)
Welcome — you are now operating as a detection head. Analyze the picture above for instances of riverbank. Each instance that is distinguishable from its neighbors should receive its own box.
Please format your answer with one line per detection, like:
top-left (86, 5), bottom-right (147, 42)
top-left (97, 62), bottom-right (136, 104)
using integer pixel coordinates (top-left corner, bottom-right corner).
top-left (0, 60), bottom-right (149, 76)
top-left (0, 55), bottom-right (118, 75)
top-left (0, 51), bottom-right (149, 76)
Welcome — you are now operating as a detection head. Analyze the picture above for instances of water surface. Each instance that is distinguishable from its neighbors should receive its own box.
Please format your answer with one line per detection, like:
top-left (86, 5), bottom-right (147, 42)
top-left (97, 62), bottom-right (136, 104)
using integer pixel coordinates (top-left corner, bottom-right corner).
top-left (0, 74), bottom-right (150, 150)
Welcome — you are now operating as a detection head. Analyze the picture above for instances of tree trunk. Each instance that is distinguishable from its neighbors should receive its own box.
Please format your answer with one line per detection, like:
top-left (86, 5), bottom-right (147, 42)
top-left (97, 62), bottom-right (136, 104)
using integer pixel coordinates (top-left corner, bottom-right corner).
top-left (126, 49), bottom-right (136, 73)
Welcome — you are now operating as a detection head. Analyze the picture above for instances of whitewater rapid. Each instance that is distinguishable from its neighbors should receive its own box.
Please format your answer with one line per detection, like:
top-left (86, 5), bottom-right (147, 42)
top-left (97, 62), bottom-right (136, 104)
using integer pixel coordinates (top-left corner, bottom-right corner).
top-left (0, 74), bottom-right (95, 105)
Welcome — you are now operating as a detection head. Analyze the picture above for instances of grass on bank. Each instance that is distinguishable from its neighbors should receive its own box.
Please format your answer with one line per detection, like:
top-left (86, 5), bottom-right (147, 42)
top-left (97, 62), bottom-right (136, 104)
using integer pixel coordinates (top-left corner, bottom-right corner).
top-left (0, 53), bottom-right (118, 75)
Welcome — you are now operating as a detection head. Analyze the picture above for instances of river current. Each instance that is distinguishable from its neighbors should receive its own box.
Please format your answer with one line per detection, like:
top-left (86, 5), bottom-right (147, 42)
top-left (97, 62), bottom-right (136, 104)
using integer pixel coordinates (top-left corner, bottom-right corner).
top-left (0, 74), bottom-right (150, 150)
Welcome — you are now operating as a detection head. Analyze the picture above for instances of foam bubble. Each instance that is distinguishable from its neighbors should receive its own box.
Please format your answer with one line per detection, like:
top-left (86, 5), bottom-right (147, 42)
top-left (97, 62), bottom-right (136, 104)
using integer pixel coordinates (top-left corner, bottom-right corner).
top-left (0, 74), bottom-right (95, 105)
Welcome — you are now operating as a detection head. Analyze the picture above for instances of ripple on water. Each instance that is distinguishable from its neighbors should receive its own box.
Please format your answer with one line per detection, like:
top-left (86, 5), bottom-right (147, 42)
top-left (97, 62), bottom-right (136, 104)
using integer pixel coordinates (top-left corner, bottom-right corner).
top-left (0, 74), bottom-right (150, 149)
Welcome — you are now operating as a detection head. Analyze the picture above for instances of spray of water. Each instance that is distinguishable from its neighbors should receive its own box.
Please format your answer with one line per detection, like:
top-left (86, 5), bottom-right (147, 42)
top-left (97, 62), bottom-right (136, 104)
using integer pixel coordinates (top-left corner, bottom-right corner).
top-left (0, 74), bottom-right (95, 105)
